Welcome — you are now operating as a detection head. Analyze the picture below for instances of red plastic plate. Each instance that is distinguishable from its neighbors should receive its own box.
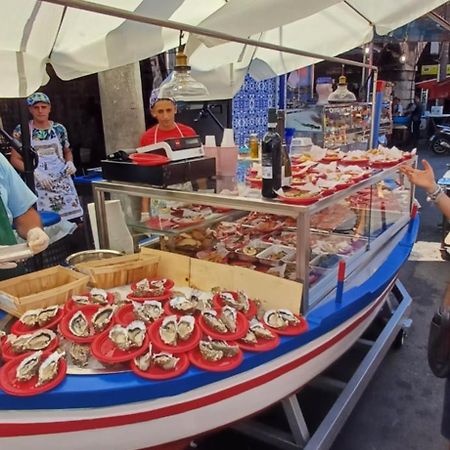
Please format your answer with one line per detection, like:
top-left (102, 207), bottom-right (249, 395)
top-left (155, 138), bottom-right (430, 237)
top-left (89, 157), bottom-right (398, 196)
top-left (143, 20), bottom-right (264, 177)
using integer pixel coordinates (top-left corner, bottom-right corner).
top-left (115, 304), bottom-right (138, 326)
top-left (91, 330), bottom-right (150, 364)
top-left (370, 159), bottom-right (401, 168)
top-left (1, 334), bottom-right (59, 362)
top-left (10, 308), bottom-right (64, 336)
top-left (198, 309), bottom-right (249, 341)
top-left (212, 293), bottom-right (258, 320)
top-left (238, 328), bottom-right (280, 352)
top-left (277, 193), bottom-right (322, 205)
top-left (65, 292), bottom-right (115, 313)
top-left (129, 153), bottom-right (170, 166)
top-left (59, 305), bottom-right (114, 344)
top-left (188, 344), bottom-right (243, 372)
top-left (130, 352), bottom-right (190, 380)
top-left (149, 317), bottom-right (201, 354)
top-left (126, 291), bottom-right (171, 303)
top-left (265, 314), bottom-right (309, 336)
top-left (0, 351), bottom-right (67, 396)
top-left (339, 158), bottom-right (369, 166)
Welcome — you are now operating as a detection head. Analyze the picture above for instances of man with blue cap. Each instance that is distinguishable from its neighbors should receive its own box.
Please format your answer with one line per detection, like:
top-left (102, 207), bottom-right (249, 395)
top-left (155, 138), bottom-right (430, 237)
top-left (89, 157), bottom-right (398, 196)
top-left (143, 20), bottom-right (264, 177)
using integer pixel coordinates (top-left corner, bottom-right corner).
top-left (10, 92), bottom-right (83, 222)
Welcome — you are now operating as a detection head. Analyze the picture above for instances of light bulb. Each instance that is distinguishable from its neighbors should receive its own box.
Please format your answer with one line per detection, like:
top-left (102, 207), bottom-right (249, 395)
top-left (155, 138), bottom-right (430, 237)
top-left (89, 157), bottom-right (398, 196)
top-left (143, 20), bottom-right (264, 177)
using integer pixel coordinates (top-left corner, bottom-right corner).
top-left (364, 46), bottom-right (370, 55)
top-left (400, 54), bottom-right (406, 63)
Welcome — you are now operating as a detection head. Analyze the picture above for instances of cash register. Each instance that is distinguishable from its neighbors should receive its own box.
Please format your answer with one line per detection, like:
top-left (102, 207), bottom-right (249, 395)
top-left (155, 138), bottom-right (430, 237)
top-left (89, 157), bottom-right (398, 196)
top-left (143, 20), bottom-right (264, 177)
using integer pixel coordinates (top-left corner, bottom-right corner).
top-left (101, 135), bottom-right (215, 187)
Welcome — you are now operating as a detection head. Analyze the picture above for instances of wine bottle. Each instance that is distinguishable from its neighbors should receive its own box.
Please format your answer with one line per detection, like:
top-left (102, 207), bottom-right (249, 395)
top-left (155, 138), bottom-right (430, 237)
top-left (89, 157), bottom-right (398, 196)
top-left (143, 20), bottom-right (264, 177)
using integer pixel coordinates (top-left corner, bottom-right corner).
top-left (261, 108), bottom-right (282, 198)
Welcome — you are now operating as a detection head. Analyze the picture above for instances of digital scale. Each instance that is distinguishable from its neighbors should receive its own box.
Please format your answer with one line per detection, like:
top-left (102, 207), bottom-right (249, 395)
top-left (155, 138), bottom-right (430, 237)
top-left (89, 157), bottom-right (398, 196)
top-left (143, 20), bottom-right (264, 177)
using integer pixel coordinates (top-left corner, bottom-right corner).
top-left (136, 136), bottom-right (204, 161)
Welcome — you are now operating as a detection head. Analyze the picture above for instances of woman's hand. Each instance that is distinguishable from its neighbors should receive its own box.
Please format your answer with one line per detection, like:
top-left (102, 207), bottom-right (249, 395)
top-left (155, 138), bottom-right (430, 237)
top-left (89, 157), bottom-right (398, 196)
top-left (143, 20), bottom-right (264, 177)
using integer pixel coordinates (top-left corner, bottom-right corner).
top-left (400, 159), bottom-right (436, 193)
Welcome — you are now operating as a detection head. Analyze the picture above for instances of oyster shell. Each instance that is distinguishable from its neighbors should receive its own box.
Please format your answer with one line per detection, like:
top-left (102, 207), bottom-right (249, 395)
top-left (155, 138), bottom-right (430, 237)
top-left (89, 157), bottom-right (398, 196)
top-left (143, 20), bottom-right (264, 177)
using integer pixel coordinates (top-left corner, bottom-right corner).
top-left (19, 308), bottom-right (40, 327)
top-left (7, 333), bottom-right (33, 353)
top-left (109, 325), bottom-right (129, 350)
top-left (278, 309), bottom-right (300, 326)
top-left (16, 350), bottom-right (42, 381)
top-left (159, 315), bottom-right (178, 346)
top-left (134, 344), bottom-right (153, 371)
top-left (264, 310), bottom-right (287, 329)
top-left (240, 329), bottom-right (258, 345)
top-left (236, 291), bottom-right (250, 313)
top-left (71, 295), bottom-right (90, 306)
top-left (250, 319), bottom-right (275, 340)
top-left (219, 292), bottom-right (238, 308)
top-left (202, 310), bottom-right (227, 334)
top-left (92, 305), bottom-right (115, 333)
top-left (152, 352), bottom-right (179, 371)
top-left (127, 321), bottom-right (146, 348)
top-left (133, 300), bottom-right (163, 323)
top-left (36, 350), bottom-right (65, 387)
top-left (169, 295), bottom-right (197, 314)
top-left (69, 343), bottom-right (90, 367)
top-left (90, 288), bottom-right (108, 305)
top-left (209, 339), bottom-right (239, 357)
top-left (24, 329), bottom-right (57, 351)
top-left (149, 278), bottom-right (166, 289)
top-left (37, 306), bottom-right (59, 327)
top-left (199, 340), bottom-right (223, 361)
top-left (220, 306), bottom-right (237, 333)
top-left (134, 279), bottom-right (164, 297)
top-left (177, 315), bottom-right (195, 341)
top-left (69, 311), bottom-right (90, 337)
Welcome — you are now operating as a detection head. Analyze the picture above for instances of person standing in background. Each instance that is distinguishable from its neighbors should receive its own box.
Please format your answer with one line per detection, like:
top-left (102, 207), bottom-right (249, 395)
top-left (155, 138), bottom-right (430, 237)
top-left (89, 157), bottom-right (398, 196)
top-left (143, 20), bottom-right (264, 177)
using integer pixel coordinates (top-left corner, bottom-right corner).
top-left (405, 95), bottom-right (423, 147)
top-left (392, 97), bottom-right (403, 116)
top-left (400, 159), bottom-right (450, 448)
top-left (10, 92), bottom-right (83, 222)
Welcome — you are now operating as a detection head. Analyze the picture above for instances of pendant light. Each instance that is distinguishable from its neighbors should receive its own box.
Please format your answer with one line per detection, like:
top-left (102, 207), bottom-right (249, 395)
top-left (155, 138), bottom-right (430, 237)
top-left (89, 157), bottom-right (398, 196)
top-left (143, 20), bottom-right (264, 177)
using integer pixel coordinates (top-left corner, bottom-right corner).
top-left (159, 31), bottom-right (209, 100)
top-left (328, 66), bottom-right (356, 103)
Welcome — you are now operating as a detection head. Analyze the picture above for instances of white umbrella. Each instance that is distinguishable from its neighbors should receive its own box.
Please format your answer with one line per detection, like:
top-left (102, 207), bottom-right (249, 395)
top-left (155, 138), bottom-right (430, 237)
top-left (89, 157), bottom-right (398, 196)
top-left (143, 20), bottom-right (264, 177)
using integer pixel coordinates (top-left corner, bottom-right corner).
top-left (1, 0), bottom-right (447, 98)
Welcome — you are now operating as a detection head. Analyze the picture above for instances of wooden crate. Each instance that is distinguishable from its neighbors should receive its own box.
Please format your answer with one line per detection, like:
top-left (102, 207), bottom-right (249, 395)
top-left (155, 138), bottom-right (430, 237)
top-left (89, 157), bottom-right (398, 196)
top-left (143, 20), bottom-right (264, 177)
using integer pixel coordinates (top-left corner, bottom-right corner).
top-left (0, 266), bottom-right (90, 317)
top-left (76, 252), bottom-right (159, 289)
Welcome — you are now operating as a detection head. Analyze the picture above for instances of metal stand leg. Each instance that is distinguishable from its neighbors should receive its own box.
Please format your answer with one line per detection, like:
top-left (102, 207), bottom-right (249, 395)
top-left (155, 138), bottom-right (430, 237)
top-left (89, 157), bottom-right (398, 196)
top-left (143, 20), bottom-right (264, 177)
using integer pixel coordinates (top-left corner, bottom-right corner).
top-left (232, 280), bottom-right (412, 450)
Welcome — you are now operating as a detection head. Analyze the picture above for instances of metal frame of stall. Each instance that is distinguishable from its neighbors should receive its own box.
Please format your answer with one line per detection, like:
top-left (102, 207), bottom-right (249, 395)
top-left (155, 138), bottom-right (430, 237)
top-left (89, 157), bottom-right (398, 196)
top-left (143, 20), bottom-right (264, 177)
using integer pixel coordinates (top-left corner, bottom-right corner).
top-left (41, 1), bottom-right (412, 448)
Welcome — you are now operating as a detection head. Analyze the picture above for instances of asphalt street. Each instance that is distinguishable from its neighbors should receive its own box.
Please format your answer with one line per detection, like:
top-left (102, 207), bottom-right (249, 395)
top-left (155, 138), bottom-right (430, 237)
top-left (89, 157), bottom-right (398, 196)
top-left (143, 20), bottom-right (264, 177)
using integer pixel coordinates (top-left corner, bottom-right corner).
top-left (194, 142), bottom-right (450, 450)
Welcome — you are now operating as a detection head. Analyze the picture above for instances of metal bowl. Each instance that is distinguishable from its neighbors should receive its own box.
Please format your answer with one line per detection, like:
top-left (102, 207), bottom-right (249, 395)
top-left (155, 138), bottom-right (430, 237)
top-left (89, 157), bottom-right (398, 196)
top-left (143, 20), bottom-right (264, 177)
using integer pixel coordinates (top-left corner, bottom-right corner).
top-left (65, 249), bottom-right (124, 266)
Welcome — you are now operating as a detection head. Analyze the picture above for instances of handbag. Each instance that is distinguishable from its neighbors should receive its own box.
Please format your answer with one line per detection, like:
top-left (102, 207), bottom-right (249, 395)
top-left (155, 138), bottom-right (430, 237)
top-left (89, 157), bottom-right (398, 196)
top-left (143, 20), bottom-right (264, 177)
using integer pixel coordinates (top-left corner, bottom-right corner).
top-left (428, 306), bottom-right (450, 378)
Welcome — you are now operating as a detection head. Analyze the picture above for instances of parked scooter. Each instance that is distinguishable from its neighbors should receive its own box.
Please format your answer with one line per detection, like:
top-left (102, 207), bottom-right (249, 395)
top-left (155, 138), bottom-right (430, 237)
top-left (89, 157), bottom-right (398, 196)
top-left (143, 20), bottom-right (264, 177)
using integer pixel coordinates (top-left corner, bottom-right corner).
top-left (430, 125), bottom-right (450, 155)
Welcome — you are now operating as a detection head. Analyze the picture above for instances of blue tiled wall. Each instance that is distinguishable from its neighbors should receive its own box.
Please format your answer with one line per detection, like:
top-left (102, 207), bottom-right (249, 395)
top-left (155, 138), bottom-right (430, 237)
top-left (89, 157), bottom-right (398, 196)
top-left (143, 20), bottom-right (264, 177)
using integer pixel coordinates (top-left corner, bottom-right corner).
top-left (232, 74), bottom-right (278, 146)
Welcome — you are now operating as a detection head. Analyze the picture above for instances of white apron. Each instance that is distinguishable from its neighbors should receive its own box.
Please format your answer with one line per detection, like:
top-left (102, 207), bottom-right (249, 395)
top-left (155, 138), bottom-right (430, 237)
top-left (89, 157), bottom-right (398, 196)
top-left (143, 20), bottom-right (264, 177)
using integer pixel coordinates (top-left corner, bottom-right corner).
top-left (31, 122), bottom-right (83, 220)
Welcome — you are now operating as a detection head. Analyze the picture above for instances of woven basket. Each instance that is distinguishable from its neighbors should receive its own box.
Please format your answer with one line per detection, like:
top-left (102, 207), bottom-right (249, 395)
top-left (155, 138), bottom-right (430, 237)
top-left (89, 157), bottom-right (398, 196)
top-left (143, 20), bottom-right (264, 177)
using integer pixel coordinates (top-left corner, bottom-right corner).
top-left (0, 266), bottom-right (90, 317)
top-left (75, 252), bottom-right (159, 289)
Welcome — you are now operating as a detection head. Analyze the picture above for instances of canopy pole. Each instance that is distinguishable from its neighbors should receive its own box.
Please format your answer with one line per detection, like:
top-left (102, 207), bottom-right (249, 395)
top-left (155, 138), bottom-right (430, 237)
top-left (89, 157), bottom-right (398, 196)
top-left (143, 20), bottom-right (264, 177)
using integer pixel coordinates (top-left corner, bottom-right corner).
top-left (40, 0), bottom-right (377, 72)
top-left (369, 69), bottom-right (378, 148)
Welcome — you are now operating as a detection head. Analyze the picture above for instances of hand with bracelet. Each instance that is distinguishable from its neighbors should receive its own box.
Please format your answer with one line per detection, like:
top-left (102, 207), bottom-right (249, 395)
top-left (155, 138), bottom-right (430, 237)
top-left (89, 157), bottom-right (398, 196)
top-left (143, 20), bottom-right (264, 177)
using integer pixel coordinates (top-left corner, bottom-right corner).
top-left (400, 159), bottom-right (450, 219)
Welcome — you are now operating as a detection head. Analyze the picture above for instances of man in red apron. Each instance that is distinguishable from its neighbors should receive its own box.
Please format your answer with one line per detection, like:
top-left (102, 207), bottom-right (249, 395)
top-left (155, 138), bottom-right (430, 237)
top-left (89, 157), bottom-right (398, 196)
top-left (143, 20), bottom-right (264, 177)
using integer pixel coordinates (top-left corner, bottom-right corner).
top-left (10, 92), bottom-right (83, 222)
top-left (0, 153), bottom-right (49, 279)
top-left (139, 97), bottom-right (197, 220)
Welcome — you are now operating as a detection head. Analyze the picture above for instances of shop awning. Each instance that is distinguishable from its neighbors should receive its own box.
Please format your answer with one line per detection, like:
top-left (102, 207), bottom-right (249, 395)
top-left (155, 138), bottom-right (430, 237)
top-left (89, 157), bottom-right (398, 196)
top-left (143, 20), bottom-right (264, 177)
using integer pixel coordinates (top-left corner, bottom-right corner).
top-left (1, 0), bottom-right (448, 98)
top-left (416, 77), bottom-right (450, 100)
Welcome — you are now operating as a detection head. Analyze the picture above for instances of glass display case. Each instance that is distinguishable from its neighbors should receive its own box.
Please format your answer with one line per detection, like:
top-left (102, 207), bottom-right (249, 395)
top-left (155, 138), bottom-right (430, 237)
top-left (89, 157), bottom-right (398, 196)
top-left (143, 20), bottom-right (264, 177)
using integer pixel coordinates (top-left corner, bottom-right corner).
top-left (92, 160), bottom-right (414, 313)
top-left (285, 103), bottom-right (372, 150)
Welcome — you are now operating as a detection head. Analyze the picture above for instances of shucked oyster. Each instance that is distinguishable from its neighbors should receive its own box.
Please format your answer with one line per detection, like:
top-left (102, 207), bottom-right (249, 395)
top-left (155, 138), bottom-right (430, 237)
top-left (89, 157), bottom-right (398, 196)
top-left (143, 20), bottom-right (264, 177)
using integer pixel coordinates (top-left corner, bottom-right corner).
top-left (133, 300), bottom-right (163, 323)
top-left (89, 288), bottom-right (109, 305)
top-left (133, 279), bottom-right (164, 298)
top-left (177, 315), bottom-right (195, 341)
top-left (19, 308), bottom-right (41, 327)
top-left (69, 311), bottom-right (90, 337)
top-left (209, 339), bottom-right (239, 357)
top-left (152, 352), bottom-right (179, 371)
top-left (202, 310), bottom-right (227, 334)
top-left (109, 321), bottom-right (146, 351)
top-left (218, 292), bottom-right (238, 308)
top-left (16, 350), bottom-right (42, 381)
top-left (8, 329), bottom-right (56, 354)
top-left (240, 329), bottom-right (258, 345)
top-left (250, 319), bottom-right (275, 340)
top-left (278, 309), bottom-right (300, 326)
top-left (264, 310), bottom-right (288, 329)
top-left (169, 295), bottom-right (198, 314)
top-left (37, 306), bottom-right (59, 327)
top-left (220, 306), bottom-right (237, 333)
top-left (92, 305), bottom-right (115, 333)
top-left (134, 344), bottom-right (153, 371)
top-left (159, 316), bottom-right (178, 346)
top-left (69, 343), bottom-right (90, 368)
top-left (199, 340), bottom-right (223, 362)
top-left (71, 295), bottom-right (90, 306)
top-left (36, 350), bottom-right (65, 387)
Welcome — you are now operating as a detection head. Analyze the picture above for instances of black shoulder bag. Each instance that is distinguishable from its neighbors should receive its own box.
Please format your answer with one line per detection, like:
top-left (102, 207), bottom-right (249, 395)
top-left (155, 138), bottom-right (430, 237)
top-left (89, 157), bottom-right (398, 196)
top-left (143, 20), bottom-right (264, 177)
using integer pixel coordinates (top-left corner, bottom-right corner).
top-left (428, 306), bottom-right (450, 378)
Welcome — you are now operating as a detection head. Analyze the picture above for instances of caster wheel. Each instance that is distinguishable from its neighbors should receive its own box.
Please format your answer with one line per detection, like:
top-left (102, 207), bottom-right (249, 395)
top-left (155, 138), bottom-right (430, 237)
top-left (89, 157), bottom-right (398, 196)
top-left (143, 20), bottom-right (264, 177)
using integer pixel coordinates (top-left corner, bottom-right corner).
top-left (393, 329), bottom-right (406, 349)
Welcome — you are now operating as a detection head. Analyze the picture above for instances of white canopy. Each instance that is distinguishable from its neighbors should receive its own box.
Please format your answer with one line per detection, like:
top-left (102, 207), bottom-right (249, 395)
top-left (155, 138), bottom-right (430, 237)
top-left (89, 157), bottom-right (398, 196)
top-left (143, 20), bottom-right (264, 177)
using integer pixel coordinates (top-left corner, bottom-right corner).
top-left (1, 0), bottom-right (447, 98)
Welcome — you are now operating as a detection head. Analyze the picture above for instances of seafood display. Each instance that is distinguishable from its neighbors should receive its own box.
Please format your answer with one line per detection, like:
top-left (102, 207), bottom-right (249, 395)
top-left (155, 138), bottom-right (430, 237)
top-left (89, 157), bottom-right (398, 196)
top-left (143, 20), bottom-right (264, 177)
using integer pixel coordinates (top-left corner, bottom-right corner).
top-left (134, 344), bottom-right (180, 372)
top-left (7, 329), bottom-right (56, 354)
top-left (264, 309), bottom-right (301, 329)
top-left (158, 315), bottom-right (196, 346)
top-left (132, 279), bottom-right (165, 298)
top-left (19, 306), bottom-right (60, 328)
top-left (69, 311), bottom-right (90, 337)
top-left (109, 321), bottom-right (146, 351)
top-left (198, 339), bottom-right (239, 362)
top-left (36, 351), bottom-right (65, 386)
top-left (133, 301), bottom-right (163, 323)
top-left (69, 343), bottom-right (91, 368)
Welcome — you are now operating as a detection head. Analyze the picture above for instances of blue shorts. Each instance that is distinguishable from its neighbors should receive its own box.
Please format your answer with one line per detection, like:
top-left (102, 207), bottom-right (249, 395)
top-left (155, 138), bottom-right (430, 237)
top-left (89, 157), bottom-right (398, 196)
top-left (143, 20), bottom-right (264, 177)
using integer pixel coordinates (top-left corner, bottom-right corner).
top-left (442, 378), bottom-right (450, 439)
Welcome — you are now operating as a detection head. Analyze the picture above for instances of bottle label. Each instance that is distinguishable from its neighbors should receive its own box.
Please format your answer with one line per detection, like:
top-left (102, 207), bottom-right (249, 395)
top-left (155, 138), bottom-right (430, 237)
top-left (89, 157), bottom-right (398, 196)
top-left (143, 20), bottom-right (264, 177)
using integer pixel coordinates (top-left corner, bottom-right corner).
top-left (262, 166), bottom-right (273, 179)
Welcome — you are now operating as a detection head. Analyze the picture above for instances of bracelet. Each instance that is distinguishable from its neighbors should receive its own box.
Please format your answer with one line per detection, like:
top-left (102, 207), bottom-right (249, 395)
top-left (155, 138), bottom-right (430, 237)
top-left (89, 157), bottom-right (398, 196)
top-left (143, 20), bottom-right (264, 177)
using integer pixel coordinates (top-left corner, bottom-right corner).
top-left (427, 184), bottom-right (444, 203)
